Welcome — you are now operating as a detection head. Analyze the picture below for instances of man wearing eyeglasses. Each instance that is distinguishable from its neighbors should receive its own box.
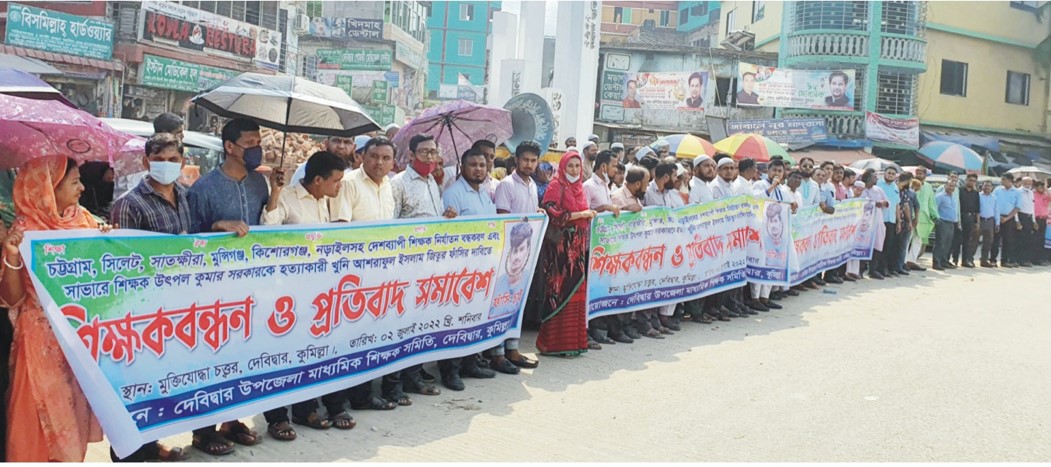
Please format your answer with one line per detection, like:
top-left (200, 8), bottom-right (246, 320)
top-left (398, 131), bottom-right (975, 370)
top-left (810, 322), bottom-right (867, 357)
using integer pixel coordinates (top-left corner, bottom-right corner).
top-left (289, 136), bottom-right (359, 185)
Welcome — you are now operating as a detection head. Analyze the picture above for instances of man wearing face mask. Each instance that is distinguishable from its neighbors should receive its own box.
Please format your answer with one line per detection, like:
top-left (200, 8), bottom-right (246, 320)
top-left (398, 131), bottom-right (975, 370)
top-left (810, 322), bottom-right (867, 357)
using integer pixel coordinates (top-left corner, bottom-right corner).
top-left (186, 118), bottom-right (272, 452)
top-left (107, 133), bottom-right (196, 461)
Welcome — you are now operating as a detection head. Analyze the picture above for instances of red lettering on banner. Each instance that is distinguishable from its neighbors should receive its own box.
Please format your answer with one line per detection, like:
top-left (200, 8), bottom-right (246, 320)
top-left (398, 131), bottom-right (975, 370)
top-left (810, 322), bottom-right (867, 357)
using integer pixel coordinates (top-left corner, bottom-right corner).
top-left (813, 226), bottom-right (840, 250)
top-left (590, 245), bottom-right (668, 276)
top-left (671, 246), bottom-right (684, 267)
top-left (794, 236), bottom-right (813, 254)
top-left (414, 268), bottom-right (495, 309)
top-left (268, 296), bottom-right (296, 336)
top-left (838, 224), bottom-right (857, 241)
top-left (683, 234), bottom-right (725, 265)
top-left (725, 227), bottom-right (759, 252)
top-left (61, 297), bottom-right (255, 364)
top-left (310, 274), bottom-right (410, 337)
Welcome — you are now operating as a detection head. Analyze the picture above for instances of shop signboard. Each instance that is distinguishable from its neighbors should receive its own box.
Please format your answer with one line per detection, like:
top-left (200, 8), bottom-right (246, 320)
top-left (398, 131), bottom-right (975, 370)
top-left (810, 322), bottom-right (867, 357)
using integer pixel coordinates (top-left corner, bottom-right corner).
top-left (316, 49), bottom-right (393, 71)
top-left (5, 3), bottom-right (114, 59)
top-left (139, 1), bottom-right (282, 70)
top-left (140, 55), bottom-right (238, 93)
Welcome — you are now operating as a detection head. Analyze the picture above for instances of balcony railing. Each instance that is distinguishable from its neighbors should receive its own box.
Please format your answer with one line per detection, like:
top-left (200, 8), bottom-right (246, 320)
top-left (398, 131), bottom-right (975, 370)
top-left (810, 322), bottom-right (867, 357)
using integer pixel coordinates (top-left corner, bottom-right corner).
top-left (787, 32), bottom-right (869, 59)
top-left (879, 35), bottom-right (926, 63)
top-left (783, 111), bottom-right (866, 139)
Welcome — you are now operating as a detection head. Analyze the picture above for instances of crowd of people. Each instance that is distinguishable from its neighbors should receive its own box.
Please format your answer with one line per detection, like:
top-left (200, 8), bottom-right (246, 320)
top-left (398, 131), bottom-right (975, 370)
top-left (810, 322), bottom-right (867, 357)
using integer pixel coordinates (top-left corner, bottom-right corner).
top-left (0, 115), bottom-right (1048, 462)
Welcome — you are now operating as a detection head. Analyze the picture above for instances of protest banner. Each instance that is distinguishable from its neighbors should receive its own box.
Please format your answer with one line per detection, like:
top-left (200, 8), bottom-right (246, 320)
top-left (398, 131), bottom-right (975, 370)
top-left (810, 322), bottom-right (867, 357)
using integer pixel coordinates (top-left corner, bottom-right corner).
top-left (587, 196), bottom-right (877, 318)
top-left (737, 63), bottom-right (856, 111)
top-left (587, 196), bottom-right (759, 319)
top-left (865, 111), bottom-right (920, 148)
top-left (787, 200), bottom-right (876, 285)
top-left (21, 214), bottom-right (546, 458)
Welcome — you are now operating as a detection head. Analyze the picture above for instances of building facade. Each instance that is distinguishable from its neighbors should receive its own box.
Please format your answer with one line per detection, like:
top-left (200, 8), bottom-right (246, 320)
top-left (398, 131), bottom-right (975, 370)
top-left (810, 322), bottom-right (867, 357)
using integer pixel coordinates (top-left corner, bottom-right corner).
top-left (676, 1), bottom-right (721, 48)
top-left (916, 1), bottom-right (1050, 160)
top-left (425, 1), bottom-right (497, 100)
top-left (0, 1), bottom-right (122, 117)
top-left (298, 0), bottom-right (430, 126)
top-left (601, 1), bottom-right (679, 44)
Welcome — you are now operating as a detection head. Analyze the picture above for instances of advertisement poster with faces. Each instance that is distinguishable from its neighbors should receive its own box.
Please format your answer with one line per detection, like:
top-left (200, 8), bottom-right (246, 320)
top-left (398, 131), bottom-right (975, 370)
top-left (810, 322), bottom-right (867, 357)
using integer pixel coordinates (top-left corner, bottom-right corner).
top-left (615, 71), bottom-right (712, 112)
top-left (737, 62), bottom-right (856, 111)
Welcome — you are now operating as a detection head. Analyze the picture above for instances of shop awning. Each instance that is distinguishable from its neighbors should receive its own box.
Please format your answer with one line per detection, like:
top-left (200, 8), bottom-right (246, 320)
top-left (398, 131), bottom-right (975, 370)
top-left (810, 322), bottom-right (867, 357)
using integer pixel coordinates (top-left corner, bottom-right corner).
top-left (787, 148), bottom-right (873, 166)
top-left (0, 44), bottom-right (122, 72)
top-left (0, 53), bottom-right (64, 75)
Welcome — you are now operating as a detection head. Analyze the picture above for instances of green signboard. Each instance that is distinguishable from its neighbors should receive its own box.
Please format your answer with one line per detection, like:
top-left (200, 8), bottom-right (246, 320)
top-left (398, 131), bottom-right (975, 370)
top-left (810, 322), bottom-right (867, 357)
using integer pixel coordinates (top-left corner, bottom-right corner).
top-left (334, 75), bottom-right (354, 95)
top-left (366, 104), bottom-right (396, 126)
top-left (601, 71), bottom-right (625, 102)
top-left (5, 3), bottom-right (114, 59)
top-left (371, 80), bottom-right (389, 102)
top-left (141, 55), bottom-right (238, 92)
top-left (316, 49), bottom-right (393, 71)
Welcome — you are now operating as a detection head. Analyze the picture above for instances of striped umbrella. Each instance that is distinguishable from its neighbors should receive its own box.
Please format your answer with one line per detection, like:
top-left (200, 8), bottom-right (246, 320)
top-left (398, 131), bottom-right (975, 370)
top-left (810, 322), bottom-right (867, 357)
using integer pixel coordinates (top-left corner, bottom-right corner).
top-left (713, 133), bottom-right (795, 164)
top-left (650, 133), bottom-right (717, 159)
top-left (917, 141), bottom-right (984, 174)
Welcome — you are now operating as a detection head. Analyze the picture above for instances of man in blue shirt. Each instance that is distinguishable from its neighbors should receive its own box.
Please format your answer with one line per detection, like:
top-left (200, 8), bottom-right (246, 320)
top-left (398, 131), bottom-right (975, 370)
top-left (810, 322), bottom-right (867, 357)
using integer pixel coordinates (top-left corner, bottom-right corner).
top-left (933, 181), bottom-right (959, 270)
top-left (437, 148), bottom-right (498, 391)
top-left (978, 180), bottom-right (1000, 267)
top-left (875, 167), bottom-right (900, 277)
top-left (992, 174), bottom-right (1022, 267)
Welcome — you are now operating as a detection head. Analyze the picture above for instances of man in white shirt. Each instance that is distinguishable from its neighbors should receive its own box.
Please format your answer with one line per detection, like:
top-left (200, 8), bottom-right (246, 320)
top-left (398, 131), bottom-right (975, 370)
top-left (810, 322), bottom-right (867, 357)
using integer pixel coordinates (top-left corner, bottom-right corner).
top-left (710, 156), bottom-right (738, 200)
top-left (689, 155), bottom-right (716, 204)
top-left (493, 141), bottom-right (543, 371)
top-left (582, 150), bottom-right (631, 345)
top-left (1017, 176), bottom-right (1037, 267)
top-left (749, 159), bottom-right (795, 312)
top-left (580, 141), bottom-right (599, 179)
top-left (641, 159), bottom-right (683, 333)
top-left (735, 158), bottom-right (759, 194)
top-left (709, 155), bottom-right (756, 318)
top-left (260, 151), bottom-right (352, 434)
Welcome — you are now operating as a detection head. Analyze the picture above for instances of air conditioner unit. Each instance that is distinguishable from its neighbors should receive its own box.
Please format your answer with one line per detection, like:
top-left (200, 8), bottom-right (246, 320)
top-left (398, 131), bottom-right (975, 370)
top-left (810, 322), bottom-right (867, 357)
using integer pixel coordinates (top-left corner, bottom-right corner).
top-left (295, 13), bottom-right (310, 33)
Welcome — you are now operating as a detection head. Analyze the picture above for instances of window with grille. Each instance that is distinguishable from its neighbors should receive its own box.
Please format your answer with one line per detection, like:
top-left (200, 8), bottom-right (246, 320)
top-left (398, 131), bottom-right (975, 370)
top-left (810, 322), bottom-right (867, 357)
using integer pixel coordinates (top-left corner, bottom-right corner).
top-left (881, 1), bottom-right (919, 35)
top-left (660, 10), bottom-right (670, 26)
top-left (752, 0), bottom-right (765, 22)
top-left (726, 8), bottom-right (736, 34)
top-left (306, 0), bottom-right (323, 17)
top-left (791, 1), bottom-right (869, 31)
top-left (940, 60), bottom-right (968, 97)
top-left (245, 1), bottom-right (260, 25)
top-left (1006, 71), bottom-right (1030, 106)
top-left (876, 71), bottom-right (916, 115)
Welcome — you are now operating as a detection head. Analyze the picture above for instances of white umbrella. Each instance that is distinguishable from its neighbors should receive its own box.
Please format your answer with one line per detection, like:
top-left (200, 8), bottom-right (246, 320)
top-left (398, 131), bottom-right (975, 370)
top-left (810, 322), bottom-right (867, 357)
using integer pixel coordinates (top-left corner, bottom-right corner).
top-left (1006, 165), bottom-right (1051, 180)
top-left (850, 157), bottom-right (902, 174)
top-left (192, 72), bottom-right (379, 138)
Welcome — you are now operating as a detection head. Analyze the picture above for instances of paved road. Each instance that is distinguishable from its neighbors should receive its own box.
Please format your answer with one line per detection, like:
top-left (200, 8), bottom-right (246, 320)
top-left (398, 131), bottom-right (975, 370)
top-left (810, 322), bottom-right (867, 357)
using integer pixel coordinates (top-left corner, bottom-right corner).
top-left (88, 265), bottom-right (1051, 462)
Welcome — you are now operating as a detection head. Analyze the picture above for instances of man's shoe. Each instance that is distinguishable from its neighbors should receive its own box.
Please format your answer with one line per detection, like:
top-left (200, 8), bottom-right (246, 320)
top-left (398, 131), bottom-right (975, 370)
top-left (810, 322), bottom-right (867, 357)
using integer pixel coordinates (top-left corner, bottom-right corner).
top-left (963, 262), bottom-right (976, 268)
top-left (490, 357), bottom-right (521, 375)
top-left (887, 270), bottom-right (900, 277)
top-left (785, 288), bottom-right (800, 296)
top-left (460, 365), bottom-right (496, 379)
top-left (933, 264), bottom-right (945, 271)
top-left (1003, 262), bottom-right (1017, 268)
top-left (751, 301), bottom-right (770, 312)
top-left (980, 260), bottom-right (993, 268)
top-left (813, 278), bottom-right (827, 286)
top-left (761, 299), bottom-right (783, 310)
top-left (946, 263), bottom-right (958, 269)
top-left (869, 271), bottom-right (885, 280)
top-left (826, 275), bottom-right (844, 284)
top-left (896, 269), bottom-right (910, 275)
top-left (842, 274), bottom-right (856, 282)
top-left (611, 333), bottom-right (634, 344)
top-left (441, 372), bottom-right (465, 391)
top-left (624, 327), bottom-right (642, 339)
top-left (419, 368), bottom-right (437, 383)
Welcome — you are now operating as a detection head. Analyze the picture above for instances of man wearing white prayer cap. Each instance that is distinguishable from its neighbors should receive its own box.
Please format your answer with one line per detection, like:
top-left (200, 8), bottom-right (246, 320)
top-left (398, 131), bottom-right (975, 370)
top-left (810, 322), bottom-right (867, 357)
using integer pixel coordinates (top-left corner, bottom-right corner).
top-left (580, 141), bottom-right (599, 179)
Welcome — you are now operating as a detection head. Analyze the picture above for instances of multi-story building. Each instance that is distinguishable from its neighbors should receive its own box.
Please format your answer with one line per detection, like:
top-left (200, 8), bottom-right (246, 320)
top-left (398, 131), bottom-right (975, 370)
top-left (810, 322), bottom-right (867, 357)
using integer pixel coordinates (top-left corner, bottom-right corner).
top-left (0, 1), bottom-right (123, 117)
top-left (79, 0), bottom-right (295, 127)
top-left (425, 1), bottom-right (498, 100)
top-left (676, 1), bottom-right (721, 48)
top-left (917, 1), bottom-right (1050, 162)
top-left (601, 1), bottom-right (679, 45)
top-left (297, 1), bottom-right (430, 125)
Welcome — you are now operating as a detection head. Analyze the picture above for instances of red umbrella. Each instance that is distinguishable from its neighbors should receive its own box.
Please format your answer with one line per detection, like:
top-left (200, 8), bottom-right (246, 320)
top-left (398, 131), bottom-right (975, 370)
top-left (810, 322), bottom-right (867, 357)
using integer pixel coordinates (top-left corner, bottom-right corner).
top-left (0, 94), bottom-right (136, 170)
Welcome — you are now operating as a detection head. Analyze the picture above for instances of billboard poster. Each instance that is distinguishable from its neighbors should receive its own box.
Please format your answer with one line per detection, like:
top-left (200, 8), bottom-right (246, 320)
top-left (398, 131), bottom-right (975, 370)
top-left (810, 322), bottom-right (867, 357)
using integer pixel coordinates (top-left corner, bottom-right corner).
top-left (139, 1), bottom-right (282, 70)
top-left (611, 71), bottom-right (711, 112)
top-left (865, 112), bottom-right (920, 148)
top-left (737, 63), bottom-right (856, 111)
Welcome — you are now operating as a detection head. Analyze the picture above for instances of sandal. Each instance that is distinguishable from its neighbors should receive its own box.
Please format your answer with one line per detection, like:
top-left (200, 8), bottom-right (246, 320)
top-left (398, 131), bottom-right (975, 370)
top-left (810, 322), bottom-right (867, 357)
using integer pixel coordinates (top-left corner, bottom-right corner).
top-left (587, 340), bottom-right (603, 350)
top-left (351, 396), bottom-right (398, 411)
top-left (191, 432), bottom-right (234, 457)
top-left (267, 421), bottom-right (297, 441)
top-left (386, 391), bottom-right (413, 406)
top-left (329, 411), bottom-right (357, 430)
top-left (292, 412), bottom-right (332, 430)
top-left (404, 380), bottom-right (442, 396)
top-left (218, 421), bottom-right (262, 446)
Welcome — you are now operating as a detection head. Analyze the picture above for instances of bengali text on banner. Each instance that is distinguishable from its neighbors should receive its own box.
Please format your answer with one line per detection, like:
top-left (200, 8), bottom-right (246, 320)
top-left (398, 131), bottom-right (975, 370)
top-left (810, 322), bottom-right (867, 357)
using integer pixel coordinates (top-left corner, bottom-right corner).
top-left (586, 196), bottom-right (876, 319)
top-left (22, 214), bottom-right (547, 458)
